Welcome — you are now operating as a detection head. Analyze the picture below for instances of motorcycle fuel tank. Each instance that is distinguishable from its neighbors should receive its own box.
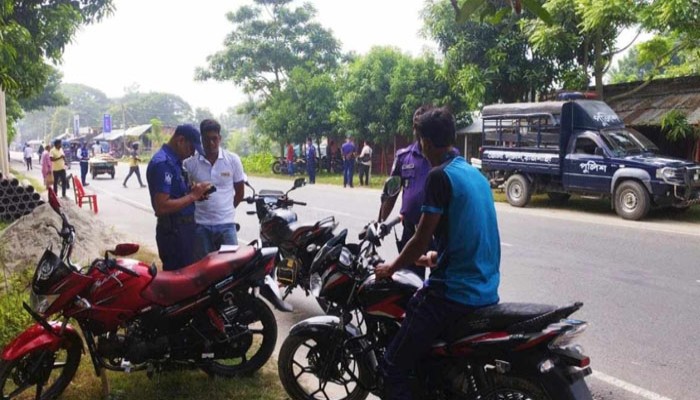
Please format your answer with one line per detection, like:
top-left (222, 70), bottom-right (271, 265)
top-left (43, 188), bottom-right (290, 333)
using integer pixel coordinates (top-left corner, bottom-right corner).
top-left (260, 209), bottom-right (298, 244)
top-left (357, 270), bottom-right (423, 319)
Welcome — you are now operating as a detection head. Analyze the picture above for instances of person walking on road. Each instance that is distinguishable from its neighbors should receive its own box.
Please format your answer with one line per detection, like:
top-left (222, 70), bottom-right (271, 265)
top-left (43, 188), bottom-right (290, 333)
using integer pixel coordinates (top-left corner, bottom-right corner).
top-left (306, 137), bottom-right (317, 184)
top-left (146, 124), bottom-right (211, 271)
top-left (23, 143), bottom-right (33, 171)
top-left (78, 142), bottom-right (90, 186)
top-left (92, 141), bottom-right (102, 157)
top-left (286, 142), bottom-right (295, 176)
top-left (41, 144), bottom-right (53, 189)
top-left (184, 119), bottom-right (246, 260)
top-left (50, 139), bottom-right (69, 199)
top-left (341, 136), bottom-right (356, 188)
top-left (123, 143), bottom-right (146, 188)
top-left (358, 140), bottom-right (372, 186)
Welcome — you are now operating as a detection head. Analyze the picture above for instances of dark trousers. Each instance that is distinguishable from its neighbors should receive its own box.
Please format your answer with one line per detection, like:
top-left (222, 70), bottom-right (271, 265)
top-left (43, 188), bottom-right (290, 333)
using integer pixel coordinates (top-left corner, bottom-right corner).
top-left (383, 289), bottom-right (474, 400)
top-left (397, 222), bottom-right (434, 279)
top-left (53, 169), bottom-right (67, 197)
top-left (123, 166), bottom-right (144, 186)
top-left (25, 157), bottom-right (32, 170)
top-left (80, 161), bottom-right (89, 185)
top-left (343, 159), bottom-right (354, 187)
top-left (156, 221), bottom-right (196, 271)
top-left (358, 163), bottom-right (369, 185)
top-left (307, 162), bottom-right (316, 184)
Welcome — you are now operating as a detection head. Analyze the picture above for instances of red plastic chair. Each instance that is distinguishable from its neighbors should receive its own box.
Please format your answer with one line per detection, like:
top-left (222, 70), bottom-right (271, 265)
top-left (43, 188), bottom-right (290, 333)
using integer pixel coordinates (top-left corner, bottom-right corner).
top-left (71, 175), bottom-right (98, 214)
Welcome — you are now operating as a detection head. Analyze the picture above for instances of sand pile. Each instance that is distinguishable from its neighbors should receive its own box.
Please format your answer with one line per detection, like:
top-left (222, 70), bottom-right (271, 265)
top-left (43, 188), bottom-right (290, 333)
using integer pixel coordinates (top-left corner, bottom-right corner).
top-left (0, 199), bottom-right (130, 274)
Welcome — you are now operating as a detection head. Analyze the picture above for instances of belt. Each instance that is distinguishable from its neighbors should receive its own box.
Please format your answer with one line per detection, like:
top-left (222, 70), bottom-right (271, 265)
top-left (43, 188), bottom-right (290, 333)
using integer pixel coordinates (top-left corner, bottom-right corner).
top-left (157, 215), bottom-right (195, 229)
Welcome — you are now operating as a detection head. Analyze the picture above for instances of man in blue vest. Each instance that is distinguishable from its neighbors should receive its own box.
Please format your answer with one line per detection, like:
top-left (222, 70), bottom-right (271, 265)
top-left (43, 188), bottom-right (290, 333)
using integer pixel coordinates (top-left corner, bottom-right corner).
top-left (146, 124), bottom-right (212, 271)
top-left (375, 106), bottom-right (501, 400)
top-left (78, 142), bottom-right (90, 186)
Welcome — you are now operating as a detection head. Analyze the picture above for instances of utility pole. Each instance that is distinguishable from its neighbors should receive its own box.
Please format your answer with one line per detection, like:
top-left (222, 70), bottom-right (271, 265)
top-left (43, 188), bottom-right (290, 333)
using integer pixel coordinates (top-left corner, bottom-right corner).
top-left (0, 88), bottom-right (10, 176)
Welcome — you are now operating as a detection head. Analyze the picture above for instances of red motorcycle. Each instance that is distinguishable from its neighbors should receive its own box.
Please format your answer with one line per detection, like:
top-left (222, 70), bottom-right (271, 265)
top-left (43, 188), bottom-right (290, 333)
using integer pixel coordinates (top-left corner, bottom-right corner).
top-left (0, 189), bottom-right (290, 399)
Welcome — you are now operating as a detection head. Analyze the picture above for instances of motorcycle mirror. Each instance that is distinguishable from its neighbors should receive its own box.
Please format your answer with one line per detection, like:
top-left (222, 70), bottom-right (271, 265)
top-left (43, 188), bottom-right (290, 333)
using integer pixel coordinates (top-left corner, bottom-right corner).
top-left (47, 188), bottom-right (61, 213)
top-left (292, 177), bottom-right (306, 190)
top-left (382, 176), bottom-right (402, 198)
top-left (110, 243), bottom-right (140, 256)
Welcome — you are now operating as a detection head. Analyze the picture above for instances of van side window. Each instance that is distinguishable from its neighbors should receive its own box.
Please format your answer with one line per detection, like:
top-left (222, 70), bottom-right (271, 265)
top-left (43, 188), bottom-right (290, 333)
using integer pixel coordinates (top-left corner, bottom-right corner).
top-left (574, 137), bottom-right (599, 155)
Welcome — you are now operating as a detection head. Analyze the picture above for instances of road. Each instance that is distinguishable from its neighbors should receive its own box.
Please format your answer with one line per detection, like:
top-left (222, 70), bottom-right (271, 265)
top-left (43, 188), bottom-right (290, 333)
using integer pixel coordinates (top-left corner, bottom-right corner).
top-left (9, 154), bottom-right (700, 399)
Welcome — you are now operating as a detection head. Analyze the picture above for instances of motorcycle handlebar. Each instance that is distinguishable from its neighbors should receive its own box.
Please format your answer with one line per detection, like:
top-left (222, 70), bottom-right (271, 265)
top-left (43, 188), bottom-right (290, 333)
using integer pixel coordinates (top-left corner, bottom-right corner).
top-left (379, 215), bottom-right (402, 237)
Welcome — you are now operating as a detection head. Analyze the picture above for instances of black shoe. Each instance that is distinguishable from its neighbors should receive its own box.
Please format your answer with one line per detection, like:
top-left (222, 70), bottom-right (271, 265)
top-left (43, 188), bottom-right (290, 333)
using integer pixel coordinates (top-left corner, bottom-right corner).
top-left (123, 183), bottom-right (127, 188)
top-left (140, 184), bottom-right (146, 188)
top-left (83, 182), bottom-right (89, 186)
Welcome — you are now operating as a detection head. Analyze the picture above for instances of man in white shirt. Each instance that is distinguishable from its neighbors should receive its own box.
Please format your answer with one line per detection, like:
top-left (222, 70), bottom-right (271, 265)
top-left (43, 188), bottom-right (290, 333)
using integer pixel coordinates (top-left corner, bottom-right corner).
top-left (358, 140), bottom-right (372, 186)
top-left (91, 141), bottom-right (102, 156)
top-left (183, 119), bottom-right (246, 260)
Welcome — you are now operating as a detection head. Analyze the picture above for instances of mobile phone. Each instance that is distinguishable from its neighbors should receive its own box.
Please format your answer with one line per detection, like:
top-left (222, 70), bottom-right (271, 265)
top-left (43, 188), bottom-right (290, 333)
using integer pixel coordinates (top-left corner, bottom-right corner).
top-left (204, 186), bottom-right (217, 196)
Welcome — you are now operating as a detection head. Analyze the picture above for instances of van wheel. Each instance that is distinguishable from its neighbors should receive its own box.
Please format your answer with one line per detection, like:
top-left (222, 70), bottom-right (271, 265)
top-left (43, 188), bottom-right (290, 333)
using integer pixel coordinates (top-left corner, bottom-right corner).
top-left (505, 174), bottom-right (531, 207)
top-left (614, 181), bottom-right (650, 220)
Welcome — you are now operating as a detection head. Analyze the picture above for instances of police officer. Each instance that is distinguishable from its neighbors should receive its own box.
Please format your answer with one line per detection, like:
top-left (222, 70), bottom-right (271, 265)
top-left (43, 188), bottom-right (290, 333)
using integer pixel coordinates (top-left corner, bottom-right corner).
top-left (146, 124), bottom-right (212, 271)
top-left (378, 105), bottom-right (435, 279)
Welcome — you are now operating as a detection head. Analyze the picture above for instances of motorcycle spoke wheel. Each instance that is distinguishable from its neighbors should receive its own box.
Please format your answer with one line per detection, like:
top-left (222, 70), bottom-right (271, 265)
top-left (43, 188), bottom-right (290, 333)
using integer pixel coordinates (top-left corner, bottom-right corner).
top-left (480, 375), bottom-right (549, 400)
top-left (0, 335), bottom-right (81, 400)
top-left (201, 298), bottom-right (277, 378)
top-left (279, 335), bottom-right (369, 400)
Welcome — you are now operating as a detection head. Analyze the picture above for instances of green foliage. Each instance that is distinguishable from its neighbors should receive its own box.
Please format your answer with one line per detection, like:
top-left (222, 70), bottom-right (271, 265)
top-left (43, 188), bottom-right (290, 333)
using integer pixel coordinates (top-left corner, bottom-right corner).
top-left (241, 152), bottom-right (276, 174)
top-left (147, 118), bottom-right (167, 149)
top-left (196, 0), bottom-right (341, 97)
top-left (0, 269), bottom-right (33, 346)
top-left (608, 35), bottom-right (700, 83)
top-left (661, 110), bottom-right (699, 142)
top-left (109, 91), bottom-right (194, 127)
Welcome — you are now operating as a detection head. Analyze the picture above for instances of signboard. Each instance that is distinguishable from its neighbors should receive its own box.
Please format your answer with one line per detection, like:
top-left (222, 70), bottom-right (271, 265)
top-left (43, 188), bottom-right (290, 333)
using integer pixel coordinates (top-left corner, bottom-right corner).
top-left (103, 114), bottom-right (112, 133)
top-left (73, 114), bottom-right (80, 135)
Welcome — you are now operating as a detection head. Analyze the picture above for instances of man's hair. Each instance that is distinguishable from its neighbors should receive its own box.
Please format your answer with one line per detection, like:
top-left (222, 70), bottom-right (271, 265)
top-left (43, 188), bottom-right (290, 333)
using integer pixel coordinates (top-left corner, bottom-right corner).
top-left (414, 106), bottom-right (456, 148)
top-left (413, 104), bottom-right (434, 128)
top-left (53, 139), bottom-right (61, 146)
top-left (200, 119), bottom-right (221, 136)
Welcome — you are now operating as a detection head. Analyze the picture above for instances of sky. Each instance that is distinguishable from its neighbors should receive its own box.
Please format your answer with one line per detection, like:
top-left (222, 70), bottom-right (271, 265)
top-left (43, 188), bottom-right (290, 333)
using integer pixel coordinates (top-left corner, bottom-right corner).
top-left (60, 0), bottom-right (436, 116)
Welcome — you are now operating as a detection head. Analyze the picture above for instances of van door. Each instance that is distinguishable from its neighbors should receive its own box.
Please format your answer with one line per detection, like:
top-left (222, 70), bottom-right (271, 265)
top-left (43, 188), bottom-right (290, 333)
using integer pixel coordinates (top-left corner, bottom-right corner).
top-left (563, 133), bottom-right (612, 192)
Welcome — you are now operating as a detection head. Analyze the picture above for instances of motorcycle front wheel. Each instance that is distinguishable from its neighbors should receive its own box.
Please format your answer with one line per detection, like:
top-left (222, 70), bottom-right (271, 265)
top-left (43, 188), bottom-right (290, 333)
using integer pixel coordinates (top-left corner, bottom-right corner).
top-left (0, 333), bottom-right (82, 400)
top-left (278, 331), bottom-right (369, 400)
top-left (201, 297), bottom-right (277, 378)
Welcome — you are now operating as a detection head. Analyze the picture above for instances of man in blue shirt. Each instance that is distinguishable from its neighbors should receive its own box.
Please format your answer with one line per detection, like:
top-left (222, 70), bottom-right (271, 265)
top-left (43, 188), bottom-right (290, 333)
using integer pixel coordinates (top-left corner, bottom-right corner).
top-left (306, 137), bottom-right (317, 184)
top-left (146, 124), bottom-right (212, 271)
top-left (341, 136), bottom-right (355, 188)
top-left (375, 106), bottom-right (501, 400)
top-left (78, 142), bottom-right (90, 186)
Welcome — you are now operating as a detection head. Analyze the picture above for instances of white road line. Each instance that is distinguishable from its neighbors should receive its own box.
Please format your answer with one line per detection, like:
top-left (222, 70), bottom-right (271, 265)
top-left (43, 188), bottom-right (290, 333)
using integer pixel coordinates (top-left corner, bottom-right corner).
top-left (592, 371), bottom-right (674, 400)
top-left (501, 242), bottom-right (513, 247)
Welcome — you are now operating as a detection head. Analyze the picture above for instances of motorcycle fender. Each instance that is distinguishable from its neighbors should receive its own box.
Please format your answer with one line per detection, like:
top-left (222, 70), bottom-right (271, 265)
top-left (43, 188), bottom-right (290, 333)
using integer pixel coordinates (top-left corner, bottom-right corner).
top-left (259, 275), bottom-right (294, 312)
top-left (2, 322), bottom-right (80, 361)
top-left (538, 367), bottom-right (593, 400)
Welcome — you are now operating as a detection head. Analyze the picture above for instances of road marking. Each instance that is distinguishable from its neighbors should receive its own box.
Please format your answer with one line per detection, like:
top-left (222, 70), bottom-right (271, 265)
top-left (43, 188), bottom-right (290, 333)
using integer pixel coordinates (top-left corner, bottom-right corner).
top-left (501, 242), bottom-right (513, 247)
top-left (592, 371), bottom-right (674, 400)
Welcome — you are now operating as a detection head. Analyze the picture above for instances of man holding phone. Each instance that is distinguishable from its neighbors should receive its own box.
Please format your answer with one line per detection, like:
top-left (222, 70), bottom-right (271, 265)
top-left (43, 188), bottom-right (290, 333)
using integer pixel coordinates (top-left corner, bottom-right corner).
top-left (184, 119), bottom-right (246, 260)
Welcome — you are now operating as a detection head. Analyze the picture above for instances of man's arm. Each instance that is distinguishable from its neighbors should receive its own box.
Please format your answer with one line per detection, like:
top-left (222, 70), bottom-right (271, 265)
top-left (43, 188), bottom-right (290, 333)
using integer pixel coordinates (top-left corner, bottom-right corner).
top-left (233, 181), bottom-right (244, 207)
top-left (152, 182), bottom-right (210, 217)
top-left (378, 194), bottom-right (398, 222)
top-left (375, 212), bottom-right (440, 279)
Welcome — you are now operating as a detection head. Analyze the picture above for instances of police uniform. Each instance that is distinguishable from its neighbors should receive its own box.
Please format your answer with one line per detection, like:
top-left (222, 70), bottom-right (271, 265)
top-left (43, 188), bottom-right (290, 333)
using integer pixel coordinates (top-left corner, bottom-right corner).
top-left (390, 141), bottom-right (433, 278)
top-left (146, 144), bottom-right (196, 271)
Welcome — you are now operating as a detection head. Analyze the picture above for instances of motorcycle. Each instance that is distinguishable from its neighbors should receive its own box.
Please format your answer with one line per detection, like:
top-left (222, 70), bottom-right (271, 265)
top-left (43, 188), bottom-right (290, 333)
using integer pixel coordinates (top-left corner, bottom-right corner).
top-left (272, 157), bottom-right (319, 175)
top-left (244, 178), bottom-right (339, 311)
top-left (0, 189), bottom-right (290, 399)
top-left (277, 177), bottom-right (593, 400)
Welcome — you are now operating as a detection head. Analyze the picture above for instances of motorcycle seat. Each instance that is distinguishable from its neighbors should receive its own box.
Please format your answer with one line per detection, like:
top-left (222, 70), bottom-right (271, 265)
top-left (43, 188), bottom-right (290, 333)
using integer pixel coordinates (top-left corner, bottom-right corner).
top-left (141, 245), bottom-right (257, 306)
top-left (444, 303), bottom-right (558, 342)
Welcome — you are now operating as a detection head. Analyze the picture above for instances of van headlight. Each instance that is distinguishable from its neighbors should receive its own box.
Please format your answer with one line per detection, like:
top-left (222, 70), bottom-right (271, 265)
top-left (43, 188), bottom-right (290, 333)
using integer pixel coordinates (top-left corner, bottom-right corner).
top-left (29, 292), bottom-right (60, 315)
top-left (655, 167), bottom-right (678, 182)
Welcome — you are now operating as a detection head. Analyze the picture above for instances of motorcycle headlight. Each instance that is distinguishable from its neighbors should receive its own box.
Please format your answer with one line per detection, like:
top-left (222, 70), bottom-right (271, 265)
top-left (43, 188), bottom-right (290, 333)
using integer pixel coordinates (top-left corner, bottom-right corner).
top-left (29, 291), bottom-right (60, 316)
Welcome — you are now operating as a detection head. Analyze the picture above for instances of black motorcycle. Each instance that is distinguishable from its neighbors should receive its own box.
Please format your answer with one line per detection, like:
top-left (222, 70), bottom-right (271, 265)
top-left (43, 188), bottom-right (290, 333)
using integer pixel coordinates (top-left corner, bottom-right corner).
top-left (278, 177), bottom-right (593, 400)
top-left (245, 178), bottom-right (338, 309)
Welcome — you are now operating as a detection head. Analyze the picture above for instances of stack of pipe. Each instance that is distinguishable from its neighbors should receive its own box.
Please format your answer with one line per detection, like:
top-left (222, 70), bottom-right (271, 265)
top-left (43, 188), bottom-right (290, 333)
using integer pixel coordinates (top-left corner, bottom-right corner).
top-left (0, 172), bottom-right (44, 223)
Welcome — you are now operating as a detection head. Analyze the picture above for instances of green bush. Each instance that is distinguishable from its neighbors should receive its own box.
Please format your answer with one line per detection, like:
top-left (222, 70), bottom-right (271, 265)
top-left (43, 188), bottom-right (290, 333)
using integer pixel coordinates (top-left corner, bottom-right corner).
top-left (241, 152), bottom-right (276, 174)
top-left (0, 270), bottom-right (33, 346)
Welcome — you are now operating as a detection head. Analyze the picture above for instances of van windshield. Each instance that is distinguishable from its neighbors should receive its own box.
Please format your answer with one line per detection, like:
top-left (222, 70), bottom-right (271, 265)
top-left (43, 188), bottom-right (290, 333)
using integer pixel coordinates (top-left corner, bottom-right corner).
top-left (600, 128), bottom-right (659, 156)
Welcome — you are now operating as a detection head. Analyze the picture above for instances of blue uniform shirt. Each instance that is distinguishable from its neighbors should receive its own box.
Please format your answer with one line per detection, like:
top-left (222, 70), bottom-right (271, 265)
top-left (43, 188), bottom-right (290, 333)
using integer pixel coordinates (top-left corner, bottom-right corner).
top-left (307, 144), bottom-right (316, 164)
top-left (421, 154), bottom-right (500, 307)
top-left (390, 142), bottom-right (431, 226)
top-left (146, 144), bottom-right (194, 217)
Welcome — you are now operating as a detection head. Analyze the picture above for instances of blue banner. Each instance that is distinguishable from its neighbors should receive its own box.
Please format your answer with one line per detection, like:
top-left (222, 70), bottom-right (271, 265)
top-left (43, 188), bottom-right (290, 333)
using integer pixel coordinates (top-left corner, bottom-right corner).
top-left (103, 114), bottom-right (112, 133)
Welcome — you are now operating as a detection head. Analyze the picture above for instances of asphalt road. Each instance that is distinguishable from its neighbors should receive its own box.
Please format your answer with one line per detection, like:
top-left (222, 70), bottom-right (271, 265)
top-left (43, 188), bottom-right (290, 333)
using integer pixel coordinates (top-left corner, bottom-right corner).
top-left (9, 155), bottom-right (699, 399)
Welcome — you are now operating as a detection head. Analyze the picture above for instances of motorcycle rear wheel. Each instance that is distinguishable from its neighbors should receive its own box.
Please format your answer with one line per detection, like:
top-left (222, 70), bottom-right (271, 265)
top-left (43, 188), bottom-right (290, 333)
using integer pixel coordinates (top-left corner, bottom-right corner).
top-left (480, 374), bottom-right (549, 400)
top-left (0, 333), bottom-right (82, 400)
top-left (279, 332), bottom-right (369, 400)
top-left (201, 297), bottom-right (277, 378)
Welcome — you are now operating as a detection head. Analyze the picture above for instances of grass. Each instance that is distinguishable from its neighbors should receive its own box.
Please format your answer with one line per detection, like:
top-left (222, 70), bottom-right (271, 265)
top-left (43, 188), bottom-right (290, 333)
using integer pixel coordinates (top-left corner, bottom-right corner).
top-left (253, 170), bottom-right (389, 189)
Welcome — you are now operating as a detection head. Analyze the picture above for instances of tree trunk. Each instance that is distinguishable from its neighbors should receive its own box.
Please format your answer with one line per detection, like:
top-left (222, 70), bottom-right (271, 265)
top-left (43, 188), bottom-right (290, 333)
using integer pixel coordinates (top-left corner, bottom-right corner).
top-left (594, 30), bottom-right (604, 99)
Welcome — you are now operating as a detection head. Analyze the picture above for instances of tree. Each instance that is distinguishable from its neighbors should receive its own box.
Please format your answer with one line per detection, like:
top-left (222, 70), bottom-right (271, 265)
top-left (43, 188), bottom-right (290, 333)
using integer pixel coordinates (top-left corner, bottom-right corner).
top-left (59, 83), bottom-right (110, 128)
top-left (108, 92), bottom-right (194, 127)
top-left (194, 107), bottom-right (215, 124)
top-left (1, 0), bottom-right (114, 141)
top-left (195, 0), bottom-right (341, 98)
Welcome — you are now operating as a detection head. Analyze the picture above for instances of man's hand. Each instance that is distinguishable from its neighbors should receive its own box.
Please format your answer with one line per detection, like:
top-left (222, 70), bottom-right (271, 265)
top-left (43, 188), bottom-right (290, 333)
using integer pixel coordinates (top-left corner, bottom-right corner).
top-left (416, 251), bottom-right (438, 268)
top-left (375, 262), bottom-right (395, 280)
top-left (190, 182), bottom-right (212, 201)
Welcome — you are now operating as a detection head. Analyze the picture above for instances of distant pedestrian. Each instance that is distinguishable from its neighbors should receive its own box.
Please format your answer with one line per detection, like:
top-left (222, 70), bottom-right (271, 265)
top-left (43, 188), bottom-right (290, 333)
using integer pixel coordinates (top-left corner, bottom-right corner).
top-left (341, 136), bottom-right (356, 188)
top-left (306, 137), bottom-right (317, 184)
top-left (123, 143), bottom-right (146, 188)
top-left (37, 143), bottom-right (44, 162)
top-left (92, 141), bottom-right (102, 157)
top-left (50, 139), bottom-right (68, 198)
top-left (23, 143), bottom-right (33, 171)
top-left (286, 142), bottom-right (295, 175)
top-left (78, 142), bottom-right (90, 186)
top-left (358, 140), bottom-right (372, 186)
top-left (41, 144), bottom-right (53, 188)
